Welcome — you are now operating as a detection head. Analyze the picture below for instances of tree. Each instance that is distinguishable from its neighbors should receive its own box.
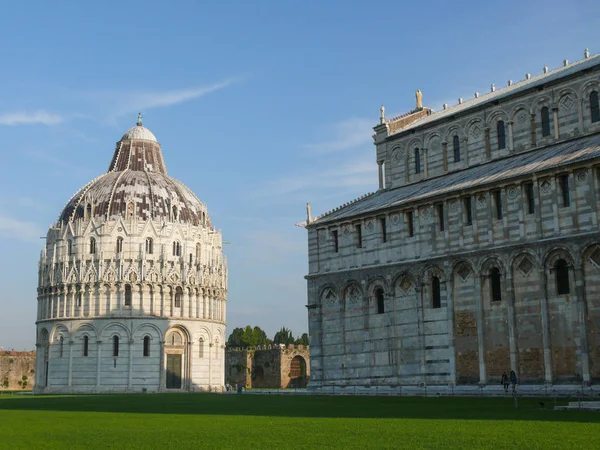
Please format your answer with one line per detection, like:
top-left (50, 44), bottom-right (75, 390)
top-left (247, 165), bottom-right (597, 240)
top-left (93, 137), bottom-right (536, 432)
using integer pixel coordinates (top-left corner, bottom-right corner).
top-left (295, 333), bottom-right (310, 346)
top-left (227, 325), bottom-right (272, 348)
top-left (273, 327), bottom-right (295, 345)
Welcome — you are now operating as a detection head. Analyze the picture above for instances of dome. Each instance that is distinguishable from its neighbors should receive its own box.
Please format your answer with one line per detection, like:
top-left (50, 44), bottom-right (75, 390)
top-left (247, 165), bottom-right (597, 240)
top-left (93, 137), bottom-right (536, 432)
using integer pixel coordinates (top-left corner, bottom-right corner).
top-left (58, 119), bottom-right (211, 228)
top-left (121, 124), bottom-right (157, 142)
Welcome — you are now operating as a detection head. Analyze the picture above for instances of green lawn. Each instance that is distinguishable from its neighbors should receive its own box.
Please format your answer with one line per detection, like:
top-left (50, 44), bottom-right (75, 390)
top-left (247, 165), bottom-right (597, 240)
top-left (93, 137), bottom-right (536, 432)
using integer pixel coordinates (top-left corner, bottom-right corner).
top-left (0, 394), bottom-right (598, 449)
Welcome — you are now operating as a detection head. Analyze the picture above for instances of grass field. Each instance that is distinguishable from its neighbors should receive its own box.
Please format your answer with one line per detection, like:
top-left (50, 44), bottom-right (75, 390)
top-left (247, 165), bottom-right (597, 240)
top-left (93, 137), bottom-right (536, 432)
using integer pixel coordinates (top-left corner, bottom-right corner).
top-left (0, 393), bottom-right (599, 449)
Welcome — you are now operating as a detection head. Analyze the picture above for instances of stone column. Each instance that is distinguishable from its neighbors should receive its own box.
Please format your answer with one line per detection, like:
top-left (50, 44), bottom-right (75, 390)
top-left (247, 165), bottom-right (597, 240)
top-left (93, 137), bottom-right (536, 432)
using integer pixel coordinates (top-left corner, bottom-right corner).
top-left (530, 114), bottom-right (537, 148)
top-left (507, 121), bottom-right (514, 152)
top-left (574, 265), bottom-right (591, 384)
top-left (577, 99), bottom-right (585, 134)
top-left (446, 277), bottom-right (456, 384)
top-left (540, 268), bottom-right (553, 384)
top-left (70, 288), bottom-right (75, 318)
top-left (506, 270), bottom-right (518, 372)
top-left (475, 275), bottom-right (486, 383)
top-left (183, 289), bottom-right (189, 318)
top-left (159, 340), bottom-right (165, 392)
top-left (187, 341), bottom-right (193, 391)
top-left (404, 152), bottom-right (410, 183)
top-left (484, 127), bottom-right (491, 159)
top-left (423, 148), bottom-right (429, 178)
top-left (96, 340), bottom-right (102, 389)
top-left (442, 141), bottom-right (448, 171)
top-left (67, 339), bottom-right (73, 389)
top-left (462, 137), bottom-right (469, 166)
top-left (377, 161), bottom-right (384, 190)
top-left (128, 339), bottom-right (134, 389)
top-left (553, 107), bottom-right (560, 139)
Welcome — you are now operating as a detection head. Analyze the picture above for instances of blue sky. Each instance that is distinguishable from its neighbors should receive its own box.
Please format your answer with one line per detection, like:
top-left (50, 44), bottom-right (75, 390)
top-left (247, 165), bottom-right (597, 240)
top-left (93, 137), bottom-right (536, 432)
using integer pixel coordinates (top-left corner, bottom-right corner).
top-left (0, 1), bottom-right (598, 349)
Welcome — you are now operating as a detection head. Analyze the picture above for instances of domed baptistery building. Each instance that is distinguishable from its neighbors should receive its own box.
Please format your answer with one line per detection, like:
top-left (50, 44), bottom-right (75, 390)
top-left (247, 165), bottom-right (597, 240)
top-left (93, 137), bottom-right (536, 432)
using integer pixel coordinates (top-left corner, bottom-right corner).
top-left (34, 116), bottom-right (227, 393)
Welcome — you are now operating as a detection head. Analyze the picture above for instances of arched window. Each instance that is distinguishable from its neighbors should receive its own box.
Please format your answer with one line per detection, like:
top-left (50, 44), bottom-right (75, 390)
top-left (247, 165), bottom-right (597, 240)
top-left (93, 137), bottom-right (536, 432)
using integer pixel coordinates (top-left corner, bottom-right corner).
top-left (198, 338), bottom-right (205, 358)
top-left (113, 336), bottom-right (119, 357)
top-left (173, 206), bottom-right (178, 221)
top-left (375, 288), bottom-right (385, 314)
top-left (497, 121), bottom-right (506, 150)
top-left (89, 237), bottom-right (96, 254)
top-left (59, 336), bottom-right (64, 358)
top-left (432, 276), bottom-right (441, 308)
top-left (196, 243), bottom-right (201, 262)
top-left (145, 238), bottom-right (153, 254)
top-left (173, 241), bottom-right (181, 257)
top-left (453, 135), bottom-right (460, 163)
top-left (490, 267), bottom-right (502, 302)
top-left (67, 239), bottom-right (73, 255)
top-left (124, 284), bottom-right (132, 307)
top-left (86, 203), bottom-right (92, 219)
top-left (116, 237), bottom-right (123, 254)
top-left (541, 106), bottom-right (551, 137)
top-left (555, 258), bottom-right (570, 295)
top-left (414, 148), bottom-right (421, 174)
top-left (174, 287), bottom-right (183, 308)
top-left (143, 336), bottom-right (150, 357)
top-left (83, 335), bottom-right (89, 357)
top-left (591, 91), bottom-right (600, 123)
top-left (189, 253), bottom-right (193, 266)
top-left (126, 202), bottom-right (134, 219)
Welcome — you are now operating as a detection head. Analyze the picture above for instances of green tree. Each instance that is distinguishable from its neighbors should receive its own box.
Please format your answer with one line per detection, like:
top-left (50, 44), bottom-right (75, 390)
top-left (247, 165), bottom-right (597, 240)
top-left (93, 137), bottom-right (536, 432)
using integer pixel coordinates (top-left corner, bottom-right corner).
top-left (227, 327), bottom-right (245, 347)
top-left (227, 325), bottom-right (272, 348)
top-left (273, 327), bottom-right (295, 345)
top-left (295, 333), bottom-right (310, 346)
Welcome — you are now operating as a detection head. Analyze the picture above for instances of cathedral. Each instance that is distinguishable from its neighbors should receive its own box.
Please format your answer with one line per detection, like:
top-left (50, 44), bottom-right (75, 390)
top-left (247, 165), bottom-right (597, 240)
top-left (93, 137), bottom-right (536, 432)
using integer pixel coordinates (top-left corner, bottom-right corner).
top-left (35, 116), bottom-right (227, 393)
top-left (302, 50), bottom-right (600, 390)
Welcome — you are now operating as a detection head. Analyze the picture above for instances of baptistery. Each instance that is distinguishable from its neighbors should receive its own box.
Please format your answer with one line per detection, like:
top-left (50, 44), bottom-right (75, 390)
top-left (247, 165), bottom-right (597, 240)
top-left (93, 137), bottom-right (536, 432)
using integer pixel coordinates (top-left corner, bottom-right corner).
top-left (35, 116), bottom-right (227, 393)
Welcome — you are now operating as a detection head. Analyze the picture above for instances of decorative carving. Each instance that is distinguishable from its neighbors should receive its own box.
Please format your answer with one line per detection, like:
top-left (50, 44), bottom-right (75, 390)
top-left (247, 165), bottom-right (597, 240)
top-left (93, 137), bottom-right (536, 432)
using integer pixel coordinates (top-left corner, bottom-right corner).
top-left (589, 247), bottom-right (600, 268)
top-left (399, 276), bottom-right (412, 293)
top-left (345, 285), bottom-right (361, 304)
top-left (517, 113), bottom-right (527, 124)
top-left (457, 263), bottom-right (471, 281)
top-left (477, 194), bottom-right (487, 206)
top-left (393, 149), bottom-right (404, 161)
top-left (366, 221), bottom-right (374, 231)
top-left (560, 94), bottom-right (574, 110)
top-left (540, 179), bottom-right (551, 194)
top-left (421, 206), bottom-right (431, 220)
top-left (471, 124), bottom-right (482, 138)
top-left (517, 256), bottom-right (534, 276)
top-left (343, 226), bottom-right (350, 237)
top-left (323, 288), bottom-right (337, 304)
top-left (507, 187), bottom-right (518, 200)
top-left (449, 200), bottom-right (458, 212)
top-left (576, 171), bottom-right (588, 184)
top-left (391, 214), bottom-right (400, 225)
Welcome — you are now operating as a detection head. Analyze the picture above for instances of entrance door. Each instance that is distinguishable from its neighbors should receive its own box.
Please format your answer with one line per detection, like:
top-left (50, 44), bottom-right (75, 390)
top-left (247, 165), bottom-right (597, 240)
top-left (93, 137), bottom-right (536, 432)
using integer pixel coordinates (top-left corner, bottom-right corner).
top-left (166, 354), bottom-right (182, 389)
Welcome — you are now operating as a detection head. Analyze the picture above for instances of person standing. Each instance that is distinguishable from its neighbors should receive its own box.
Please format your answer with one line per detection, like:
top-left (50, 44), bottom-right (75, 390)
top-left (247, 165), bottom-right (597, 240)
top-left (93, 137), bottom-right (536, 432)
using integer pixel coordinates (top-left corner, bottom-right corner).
top-left (510, 370), bottom-right (518, 393)
top-left (501, 372), bottom-right (509, 392)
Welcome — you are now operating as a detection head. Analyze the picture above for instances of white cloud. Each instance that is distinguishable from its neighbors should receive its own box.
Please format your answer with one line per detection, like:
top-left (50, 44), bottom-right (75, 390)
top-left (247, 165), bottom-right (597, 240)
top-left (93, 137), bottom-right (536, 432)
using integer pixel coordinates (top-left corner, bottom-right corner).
top-left (0, 215), bottom-right (44, 242)
top-left (0, 110), bottom-right (63, 126)
top-left (303, 118), bottom-right (374, 155)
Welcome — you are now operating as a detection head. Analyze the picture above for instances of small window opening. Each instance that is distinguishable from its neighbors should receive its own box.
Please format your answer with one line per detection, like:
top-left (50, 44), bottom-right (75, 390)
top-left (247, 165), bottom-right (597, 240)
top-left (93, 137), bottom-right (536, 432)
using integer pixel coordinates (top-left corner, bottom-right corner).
top-left (556, 259), bottom-right (570, 295)
top-left (453, 135), bottom-right (460, 163)
top-left (83, 336), bottom-right (89, 357)
top-left (124, 284), bottom-right (132, 307)
top-left (196, 243), bottom-right (201, 261)
top-left (199, 339), bottom-right (205, 358)
top-left (355, 224), bottom-right (362, 249)
top-left (59, 336), bottom-right (64, 358)
top-left (559, 174), bottom-right (570, 207)
top-left (541, 106), bottom-right (551, 137)
top-left (406, 211), bottom-right (414, 237)
top-left (591, 91), bottom-right (600, 123)
top-left (490, 267), bottom-right (502, 302)
top-left (175, 287), bottom-right (183, 308)
top-left (525, 182), bottom-right (535, 214)
top-left (113, 336), bottom-right (119, 357)
top-left (414, 148), bottom-right (421, 174)
top-left (86, 203), bottom-right (92, 219)
top-left (493, 190), bottom-right (502, 220)
top-left (379, 217), bottom-right (387, 243)
top-left (432, 276), bottom-right (441, 308)
top-left (90, 237), bottom-right (96, 254)
top-left (464, 197), bottom-right (473, 225)
top-left (116, 237), bottom-right (123, 254)
top-left (497, 121), bottom-right (506, 150)
top-left (332, 229), bottom-right (339, 253)
top-left (436, 203), bottom-right (444, 231)
top-left (145, 238), bottom-right (153, 254)
top-left (67, 239), bottom-right (73, 255)
top-left (375, 288), bottom-right (385, 314)
top-left (143, 336), bottom-right (150, 357)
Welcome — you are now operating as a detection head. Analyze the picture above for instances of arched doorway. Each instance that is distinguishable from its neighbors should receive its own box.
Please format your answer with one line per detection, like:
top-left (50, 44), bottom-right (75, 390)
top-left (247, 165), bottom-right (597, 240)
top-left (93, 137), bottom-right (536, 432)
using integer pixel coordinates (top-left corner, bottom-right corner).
top-left (289, 356), bottom-right (307, 388)
top-left (164, 328), bottom-right (187, 390)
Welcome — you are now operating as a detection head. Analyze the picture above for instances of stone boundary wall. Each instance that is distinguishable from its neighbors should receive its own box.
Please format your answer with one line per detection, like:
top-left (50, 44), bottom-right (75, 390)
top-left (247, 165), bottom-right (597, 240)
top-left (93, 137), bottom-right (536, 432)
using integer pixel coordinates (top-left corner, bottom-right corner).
top-left (225, 345), bottom-right (310, 389)
top-left (0, 351), bottom-right (36, 390)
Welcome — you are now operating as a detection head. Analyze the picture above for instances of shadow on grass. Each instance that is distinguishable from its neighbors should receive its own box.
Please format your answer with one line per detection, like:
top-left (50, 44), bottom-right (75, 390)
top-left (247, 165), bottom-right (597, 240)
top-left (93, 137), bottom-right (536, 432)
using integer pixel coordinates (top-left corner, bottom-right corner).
top-left (0, 394), bottom-right (599, 423)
